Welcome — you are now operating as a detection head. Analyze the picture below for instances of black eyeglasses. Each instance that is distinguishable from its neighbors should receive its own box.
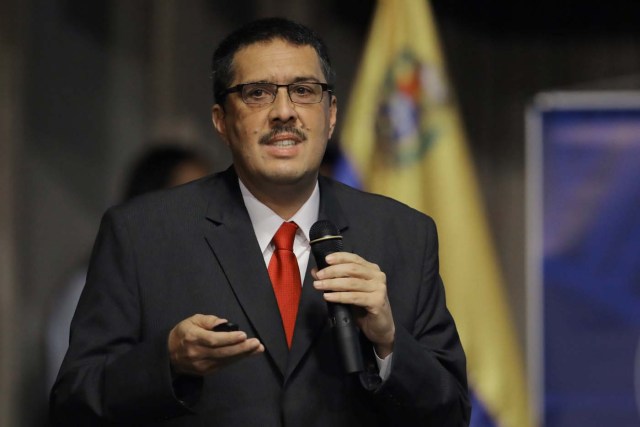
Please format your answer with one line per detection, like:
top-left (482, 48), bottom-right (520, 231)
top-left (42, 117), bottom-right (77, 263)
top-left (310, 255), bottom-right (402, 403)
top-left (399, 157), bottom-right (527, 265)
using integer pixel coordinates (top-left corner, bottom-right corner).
top-left (218, 82), bottom-right (332, 105)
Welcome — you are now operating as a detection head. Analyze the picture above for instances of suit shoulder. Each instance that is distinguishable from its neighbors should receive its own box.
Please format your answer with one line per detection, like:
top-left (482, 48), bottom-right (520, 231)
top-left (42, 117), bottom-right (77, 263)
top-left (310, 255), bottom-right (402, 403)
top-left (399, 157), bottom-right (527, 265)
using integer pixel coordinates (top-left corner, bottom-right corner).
top-left (321, 177), bottom-right (435, 227)
top-left (107, 173), bottom-right (218, 222)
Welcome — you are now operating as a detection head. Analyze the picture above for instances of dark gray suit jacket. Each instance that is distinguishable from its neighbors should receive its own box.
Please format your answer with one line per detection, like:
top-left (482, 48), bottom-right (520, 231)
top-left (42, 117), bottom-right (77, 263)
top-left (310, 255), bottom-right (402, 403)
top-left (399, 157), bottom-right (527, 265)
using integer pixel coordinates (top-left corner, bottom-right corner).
top-left (50, 167), bottom-right (470, 426)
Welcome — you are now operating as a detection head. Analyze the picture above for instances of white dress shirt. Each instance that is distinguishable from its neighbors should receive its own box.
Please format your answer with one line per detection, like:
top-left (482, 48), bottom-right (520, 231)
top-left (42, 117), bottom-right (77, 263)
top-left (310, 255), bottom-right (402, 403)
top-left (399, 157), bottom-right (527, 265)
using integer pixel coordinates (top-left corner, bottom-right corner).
top-left (238, 179), bottom-right (391, 379)
top-left (239, 180), bottom-right (318, 279)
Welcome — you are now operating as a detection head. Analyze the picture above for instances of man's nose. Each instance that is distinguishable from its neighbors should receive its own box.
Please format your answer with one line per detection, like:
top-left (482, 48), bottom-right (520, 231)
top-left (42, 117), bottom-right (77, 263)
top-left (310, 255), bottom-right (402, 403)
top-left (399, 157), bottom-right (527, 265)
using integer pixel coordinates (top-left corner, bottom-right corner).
top-left (268, 87), bottom-right (298, 123)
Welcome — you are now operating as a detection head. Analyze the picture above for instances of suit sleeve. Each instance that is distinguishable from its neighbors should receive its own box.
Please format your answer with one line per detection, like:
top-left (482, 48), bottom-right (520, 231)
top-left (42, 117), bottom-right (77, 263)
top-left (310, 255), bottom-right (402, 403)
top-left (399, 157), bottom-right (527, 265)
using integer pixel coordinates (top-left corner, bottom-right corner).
top-left (362, 216), bottom-right (471, 426)
top-left (49, 208), bottom-right (194, 425)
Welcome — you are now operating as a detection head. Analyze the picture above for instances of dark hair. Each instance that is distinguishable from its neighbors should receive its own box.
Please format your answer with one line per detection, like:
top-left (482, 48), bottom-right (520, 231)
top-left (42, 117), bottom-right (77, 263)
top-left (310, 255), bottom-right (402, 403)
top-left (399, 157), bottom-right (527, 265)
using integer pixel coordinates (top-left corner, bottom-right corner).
top-left (122, 144), bottom-right (208, 201)
top-left (211, 17), bottom-right (335, 104)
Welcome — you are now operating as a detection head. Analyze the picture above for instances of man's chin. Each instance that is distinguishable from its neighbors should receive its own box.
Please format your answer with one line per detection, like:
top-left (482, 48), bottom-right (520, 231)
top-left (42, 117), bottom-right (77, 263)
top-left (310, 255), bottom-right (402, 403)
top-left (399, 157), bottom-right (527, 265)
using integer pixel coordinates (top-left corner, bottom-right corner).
top-left (263, 169), bottom-right (316, 187)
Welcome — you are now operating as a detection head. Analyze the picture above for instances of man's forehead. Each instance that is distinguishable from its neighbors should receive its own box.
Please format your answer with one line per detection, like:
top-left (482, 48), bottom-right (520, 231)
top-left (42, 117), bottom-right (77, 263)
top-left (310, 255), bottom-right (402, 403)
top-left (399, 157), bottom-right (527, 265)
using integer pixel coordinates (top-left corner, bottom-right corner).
top-left (235, 38), bottom-right (315, 55)
top-left (231, 39), bottom-right (324, 82)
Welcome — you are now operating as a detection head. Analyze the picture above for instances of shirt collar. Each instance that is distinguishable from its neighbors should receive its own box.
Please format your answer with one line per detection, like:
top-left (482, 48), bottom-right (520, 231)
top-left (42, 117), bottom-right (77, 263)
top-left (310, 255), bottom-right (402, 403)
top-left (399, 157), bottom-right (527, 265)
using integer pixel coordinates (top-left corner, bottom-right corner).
top-left (239, 179), bottom-right (320, 253)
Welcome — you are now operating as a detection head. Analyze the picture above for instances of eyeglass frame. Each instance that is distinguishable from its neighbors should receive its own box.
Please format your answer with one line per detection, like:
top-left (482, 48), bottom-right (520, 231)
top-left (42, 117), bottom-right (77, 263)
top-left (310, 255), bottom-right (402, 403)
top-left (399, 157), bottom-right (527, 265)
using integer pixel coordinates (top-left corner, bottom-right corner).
top-left (216, 81), bottom-right (333, 105)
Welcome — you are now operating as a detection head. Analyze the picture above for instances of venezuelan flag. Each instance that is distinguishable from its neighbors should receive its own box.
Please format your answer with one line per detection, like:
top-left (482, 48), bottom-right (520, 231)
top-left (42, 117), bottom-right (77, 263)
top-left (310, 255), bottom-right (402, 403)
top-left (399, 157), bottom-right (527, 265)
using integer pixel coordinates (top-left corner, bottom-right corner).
top-left (339, 1), bottom-right (534, 426)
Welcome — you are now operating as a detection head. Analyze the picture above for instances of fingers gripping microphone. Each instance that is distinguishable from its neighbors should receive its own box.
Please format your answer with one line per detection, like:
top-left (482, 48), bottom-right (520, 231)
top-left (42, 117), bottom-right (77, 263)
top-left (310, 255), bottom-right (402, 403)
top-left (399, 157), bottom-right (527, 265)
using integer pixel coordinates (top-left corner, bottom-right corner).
top-left (309, 220), bottom-right (364, 374)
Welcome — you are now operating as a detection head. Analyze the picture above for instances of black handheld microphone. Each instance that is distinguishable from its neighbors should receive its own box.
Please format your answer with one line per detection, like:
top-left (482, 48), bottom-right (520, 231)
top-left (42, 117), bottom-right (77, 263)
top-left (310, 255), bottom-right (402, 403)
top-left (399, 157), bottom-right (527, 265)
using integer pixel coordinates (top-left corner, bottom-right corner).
top-left (309, 220), bottom-right (364, 374)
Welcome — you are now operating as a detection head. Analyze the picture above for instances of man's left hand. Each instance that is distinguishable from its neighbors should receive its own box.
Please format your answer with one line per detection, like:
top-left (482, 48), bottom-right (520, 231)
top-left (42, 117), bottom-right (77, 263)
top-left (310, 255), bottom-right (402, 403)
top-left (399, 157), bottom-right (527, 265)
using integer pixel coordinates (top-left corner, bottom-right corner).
top-left (312, 252), bottom-right (394, 357)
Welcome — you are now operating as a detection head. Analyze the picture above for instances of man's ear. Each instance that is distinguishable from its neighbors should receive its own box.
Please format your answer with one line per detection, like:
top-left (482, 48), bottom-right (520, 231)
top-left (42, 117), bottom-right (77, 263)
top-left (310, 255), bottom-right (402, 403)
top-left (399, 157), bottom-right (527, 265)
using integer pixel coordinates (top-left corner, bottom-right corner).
top-left (328, 95), bottom-right (337, 139)
top-left (211, 104), bottom-right (228, 144)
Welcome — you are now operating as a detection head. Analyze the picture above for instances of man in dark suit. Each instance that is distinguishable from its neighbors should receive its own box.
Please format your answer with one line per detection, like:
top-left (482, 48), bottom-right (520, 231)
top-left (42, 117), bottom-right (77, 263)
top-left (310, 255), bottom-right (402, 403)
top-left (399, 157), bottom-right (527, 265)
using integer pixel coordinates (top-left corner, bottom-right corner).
top-left (50, 18), bottom-right (470, 426)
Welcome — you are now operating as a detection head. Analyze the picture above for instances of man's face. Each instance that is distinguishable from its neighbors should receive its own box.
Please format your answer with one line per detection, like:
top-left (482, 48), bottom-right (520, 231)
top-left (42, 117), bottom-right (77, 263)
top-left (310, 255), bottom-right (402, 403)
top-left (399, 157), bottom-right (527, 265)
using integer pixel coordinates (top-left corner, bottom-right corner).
top-left (212, 38), bottom-right (337, 193)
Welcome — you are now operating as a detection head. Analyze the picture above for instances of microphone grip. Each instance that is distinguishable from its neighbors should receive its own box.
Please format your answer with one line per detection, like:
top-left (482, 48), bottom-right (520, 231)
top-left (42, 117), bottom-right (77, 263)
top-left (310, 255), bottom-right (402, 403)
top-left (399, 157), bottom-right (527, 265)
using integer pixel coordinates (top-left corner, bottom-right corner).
top-left (310, 220), bottom-right (364, 374)
top-left (327, 302), bottom-right (364, 373)
top-left (316, 254), bottom-right (363, 373)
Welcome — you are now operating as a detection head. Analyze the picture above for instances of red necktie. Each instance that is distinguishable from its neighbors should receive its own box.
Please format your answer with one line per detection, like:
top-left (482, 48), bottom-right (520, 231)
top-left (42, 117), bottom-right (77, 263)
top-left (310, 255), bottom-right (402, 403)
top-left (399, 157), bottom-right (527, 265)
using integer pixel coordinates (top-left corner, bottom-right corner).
top-left (268, 222), bottom-right (302, 348)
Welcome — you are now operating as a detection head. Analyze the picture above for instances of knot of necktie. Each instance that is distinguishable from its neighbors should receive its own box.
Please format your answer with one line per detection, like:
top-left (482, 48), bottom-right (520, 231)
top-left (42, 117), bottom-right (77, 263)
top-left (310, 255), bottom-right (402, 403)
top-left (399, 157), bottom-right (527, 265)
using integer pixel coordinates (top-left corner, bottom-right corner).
top-left (272, 221), bottom-right (298, 251)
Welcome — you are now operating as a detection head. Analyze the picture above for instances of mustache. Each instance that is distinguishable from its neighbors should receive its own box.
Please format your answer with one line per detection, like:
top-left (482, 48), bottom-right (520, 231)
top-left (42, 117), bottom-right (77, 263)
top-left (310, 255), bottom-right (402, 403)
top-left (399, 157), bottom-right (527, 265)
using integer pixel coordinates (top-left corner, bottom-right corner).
top-left (259, 126), bottom-right (307, 145)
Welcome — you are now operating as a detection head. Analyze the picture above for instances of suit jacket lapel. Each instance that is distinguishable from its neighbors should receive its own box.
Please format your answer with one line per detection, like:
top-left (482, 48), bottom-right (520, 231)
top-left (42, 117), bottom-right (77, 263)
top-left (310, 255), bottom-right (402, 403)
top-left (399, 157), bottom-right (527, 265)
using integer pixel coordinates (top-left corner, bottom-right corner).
top-left (286, 177), bottom-right (351, 380)
top-left (203, 171), bottom-right (353, 380)
top-left (203, 168), bottom-right (289, 377)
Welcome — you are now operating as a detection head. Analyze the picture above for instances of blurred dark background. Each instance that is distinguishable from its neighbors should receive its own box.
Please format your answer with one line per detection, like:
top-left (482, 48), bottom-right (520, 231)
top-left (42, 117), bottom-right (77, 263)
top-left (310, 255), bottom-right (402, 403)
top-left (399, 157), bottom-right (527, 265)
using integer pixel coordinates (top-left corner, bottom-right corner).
top-left (1, 0), bottom-right (639, 425)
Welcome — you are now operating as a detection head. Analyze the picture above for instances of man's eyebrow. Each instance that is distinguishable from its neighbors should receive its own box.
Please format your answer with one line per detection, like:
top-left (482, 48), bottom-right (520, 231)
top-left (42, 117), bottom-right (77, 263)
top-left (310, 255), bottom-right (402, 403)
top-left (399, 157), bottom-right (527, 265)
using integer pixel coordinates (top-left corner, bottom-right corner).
top-left (242, 76), bottom-right (320, 84)
top-left (240, 76), bottom-right (324, 85)
top-left (291, 76), bottom-right (321, 83)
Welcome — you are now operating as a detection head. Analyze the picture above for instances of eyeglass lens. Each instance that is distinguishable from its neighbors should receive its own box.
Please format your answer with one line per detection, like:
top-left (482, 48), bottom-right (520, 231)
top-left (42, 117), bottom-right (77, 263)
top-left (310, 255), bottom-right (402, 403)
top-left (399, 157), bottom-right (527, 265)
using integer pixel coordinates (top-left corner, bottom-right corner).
top-left (242, 83), bottom-right (325, 104)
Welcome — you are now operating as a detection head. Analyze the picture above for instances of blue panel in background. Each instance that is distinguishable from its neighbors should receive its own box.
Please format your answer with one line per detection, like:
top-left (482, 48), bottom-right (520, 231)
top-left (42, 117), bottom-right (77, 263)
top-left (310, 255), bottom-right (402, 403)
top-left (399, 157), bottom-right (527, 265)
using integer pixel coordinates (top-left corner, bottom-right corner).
top-left (541, 107), bottom-right (640, 426)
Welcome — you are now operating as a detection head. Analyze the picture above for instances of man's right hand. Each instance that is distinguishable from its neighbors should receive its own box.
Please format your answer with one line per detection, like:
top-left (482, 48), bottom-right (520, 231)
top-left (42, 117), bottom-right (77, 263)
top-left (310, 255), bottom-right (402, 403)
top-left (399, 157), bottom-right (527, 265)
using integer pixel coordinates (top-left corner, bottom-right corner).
top-left (168, 314), bottom-right (264, 376)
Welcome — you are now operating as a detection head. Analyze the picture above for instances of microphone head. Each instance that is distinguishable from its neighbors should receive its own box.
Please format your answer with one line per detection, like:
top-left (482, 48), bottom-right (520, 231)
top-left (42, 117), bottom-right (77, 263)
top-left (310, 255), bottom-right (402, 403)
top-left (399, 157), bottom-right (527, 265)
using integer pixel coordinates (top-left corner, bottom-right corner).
top-left (309, 220), bottom-right (343, 260)
top-left (309, 219), bottom-right (339, 241)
